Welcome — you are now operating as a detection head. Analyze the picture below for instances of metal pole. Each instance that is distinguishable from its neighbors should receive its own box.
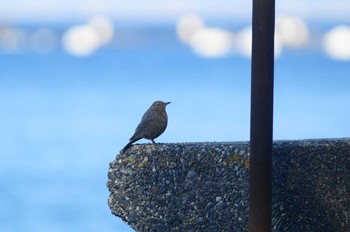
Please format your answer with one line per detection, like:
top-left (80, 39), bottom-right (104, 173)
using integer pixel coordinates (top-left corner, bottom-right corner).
top-left (249, 0), bottom-right (275, 231)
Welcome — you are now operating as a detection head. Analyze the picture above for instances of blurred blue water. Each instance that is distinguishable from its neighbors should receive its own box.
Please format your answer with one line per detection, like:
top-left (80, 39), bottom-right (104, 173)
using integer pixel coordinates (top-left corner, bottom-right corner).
top-left (0, 23), bottom-right (349, 231)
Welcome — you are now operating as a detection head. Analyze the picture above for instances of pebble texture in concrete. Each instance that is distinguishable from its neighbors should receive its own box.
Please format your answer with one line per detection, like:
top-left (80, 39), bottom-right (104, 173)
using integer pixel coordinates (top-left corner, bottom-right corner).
top-left (107, 139), bottom-right (350, 232)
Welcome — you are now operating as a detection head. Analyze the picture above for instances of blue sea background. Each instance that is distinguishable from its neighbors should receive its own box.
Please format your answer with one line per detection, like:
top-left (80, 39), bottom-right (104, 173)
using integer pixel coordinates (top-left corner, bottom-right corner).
top-left (1, 20), bottom-right (349, 232)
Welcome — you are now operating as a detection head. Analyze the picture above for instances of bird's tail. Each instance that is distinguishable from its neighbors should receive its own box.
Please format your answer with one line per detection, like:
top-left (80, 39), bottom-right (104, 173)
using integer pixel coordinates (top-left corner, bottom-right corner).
top-left (121, 138), bottom-right (140, 153)
top-left (121, 141), bottom-right (133, 153)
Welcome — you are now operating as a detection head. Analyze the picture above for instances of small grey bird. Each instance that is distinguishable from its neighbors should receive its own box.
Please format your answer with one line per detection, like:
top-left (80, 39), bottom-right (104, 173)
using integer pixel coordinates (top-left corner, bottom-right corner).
top-left (122, 101), bottom-right (170, 152)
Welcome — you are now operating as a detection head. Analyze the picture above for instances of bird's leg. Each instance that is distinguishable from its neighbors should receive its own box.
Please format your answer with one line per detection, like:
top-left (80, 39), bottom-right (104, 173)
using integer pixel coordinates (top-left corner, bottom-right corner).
top-left (151, 139), bottom-right (156, 144)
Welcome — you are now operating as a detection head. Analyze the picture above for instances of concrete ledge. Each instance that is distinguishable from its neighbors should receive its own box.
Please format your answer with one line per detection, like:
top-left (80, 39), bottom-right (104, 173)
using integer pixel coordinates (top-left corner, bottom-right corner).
top-left (107, 139), bottom-right (350, 231)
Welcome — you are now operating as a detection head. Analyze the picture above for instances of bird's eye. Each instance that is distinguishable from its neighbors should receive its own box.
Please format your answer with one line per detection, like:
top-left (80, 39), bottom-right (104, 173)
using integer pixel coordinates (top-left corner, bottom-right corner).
top-left (157, 104), bottom-right (160, 107)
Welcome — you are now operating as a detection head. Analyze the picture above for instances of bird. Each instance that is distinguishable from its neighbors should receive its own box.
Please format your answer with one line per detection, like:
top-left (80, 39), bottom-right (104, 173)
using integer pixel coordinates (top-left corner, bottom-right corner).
top-left (122, 101), bottom-right (170, 152)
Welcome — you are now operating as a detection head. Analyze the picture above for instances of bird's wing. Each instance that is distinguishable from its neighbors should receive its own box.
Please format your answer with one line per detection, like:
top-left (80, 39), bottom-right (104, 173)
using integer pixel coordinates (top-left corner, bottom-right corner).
top-left (129, 111), bottom-right (155, 141)
top-left (129, 120), bottom-right (147, 141)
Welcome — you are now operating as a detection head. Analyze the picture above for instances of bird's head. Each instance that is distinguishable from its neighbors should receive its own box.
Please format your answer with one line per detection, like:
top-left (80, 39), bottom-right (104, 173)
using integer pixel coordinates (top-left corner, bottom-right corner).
top-left (151, 101), bottom-right (171, 111)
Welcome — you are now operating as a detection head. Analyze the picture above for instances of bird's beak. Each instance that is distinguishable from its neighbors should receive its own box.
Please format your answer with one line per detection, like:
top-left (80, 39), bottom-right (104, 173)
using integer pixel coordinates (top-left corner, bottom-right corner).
top-left (166, 102), bottom-right (171, 105)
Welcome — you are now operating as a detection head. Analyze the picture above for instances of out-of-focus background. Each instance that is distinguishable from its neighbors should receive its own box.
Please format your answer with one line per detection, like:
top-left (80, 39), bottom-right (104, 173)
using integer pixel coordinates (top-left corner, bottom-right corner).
top-left (1, 1), bottom-right (349, 231)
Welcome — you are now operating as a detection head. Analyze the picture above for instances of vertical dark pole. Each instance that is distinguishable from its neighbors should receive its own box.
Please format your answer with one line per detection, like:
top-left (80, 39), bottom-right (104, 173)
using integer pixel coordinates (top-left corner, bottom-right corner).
top-left (249, 0), bottom-right (275, 231)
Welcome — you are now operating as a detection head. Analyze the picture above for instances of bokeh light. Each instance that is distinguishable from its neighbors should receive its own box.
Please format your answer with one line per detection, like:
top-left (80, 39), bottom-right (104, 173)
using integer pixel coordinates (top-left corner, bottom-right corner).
top-left (189, 27), bottom-right (234, 58)
top-left (62, 25), bottom-right (100, 56)
top-left (176, 14), bottom-right (235, 58)
top-left (276, 16), bottom-right (309, 47)
top-left (236, 26), bottom-right (283, 58)
top-left (88, 15), bottom-right (114, 45)
top-left (0, 27), bottom-right (26, 53)
top-left (176, 14), bottom-right (205, 44)
top-left (62, 15), bottom-right (114, 57)
top-left (236, 26), bottom-right (252, 58)
top-left (323, 25), bottom-right (350, 60)
top-left (29, 28), bottom-right (58, 54)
